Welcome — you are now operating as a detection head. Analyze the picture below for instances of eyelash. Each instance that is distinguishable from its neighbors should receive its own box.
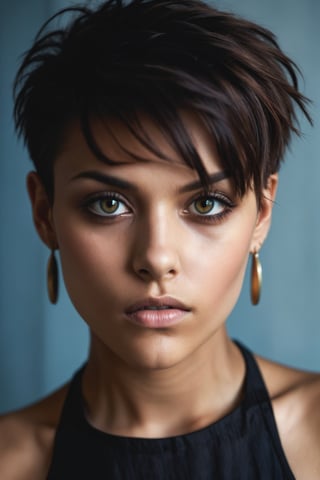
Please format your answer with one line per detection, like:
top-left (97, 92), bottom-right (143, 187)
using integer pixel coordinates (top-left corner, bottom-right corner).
top-left (82, 191), bottom-right (236, 223)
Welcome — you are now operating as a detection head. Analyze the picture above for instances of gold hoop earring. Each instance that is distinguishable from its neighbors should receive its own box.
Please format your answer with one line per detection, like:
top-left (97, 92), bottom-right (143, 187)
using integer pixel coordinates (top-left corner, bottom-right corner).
top-left (251, 251), bottom-right (262, 305)
top-left (47, 250), bottom-right (59, 304)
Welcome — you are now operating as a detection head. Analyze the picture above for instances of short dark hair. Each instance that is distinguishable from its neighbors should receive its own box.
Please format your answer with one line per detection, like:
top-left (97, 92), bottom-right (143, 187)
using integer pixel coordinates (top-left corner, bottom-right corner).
top-left (13, 0), bottom-right (311, 203)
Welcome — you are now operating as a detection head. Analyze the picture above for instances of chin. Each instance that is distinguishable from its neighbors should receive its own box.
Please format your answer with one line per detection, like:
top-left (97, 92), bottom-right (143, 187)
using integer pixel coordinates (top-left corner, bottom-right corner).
top-left (120, 336), bottom-right (190, 371)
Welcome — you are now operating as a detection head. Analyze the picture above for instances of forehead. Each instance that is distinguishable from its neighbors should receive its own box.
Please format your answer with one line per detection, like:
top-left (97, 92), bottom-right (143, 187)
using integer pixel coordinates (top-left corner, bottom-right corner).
top-left (58, 112), bottom-right (222, 174)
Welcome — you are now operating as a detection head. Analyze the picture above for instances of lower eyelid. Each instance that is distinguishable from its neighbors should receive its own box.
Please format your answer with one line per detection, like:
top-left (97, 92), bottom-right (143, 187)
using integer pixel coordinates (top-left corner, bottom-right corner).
top-left (189, 208), bottom-right (233, 224)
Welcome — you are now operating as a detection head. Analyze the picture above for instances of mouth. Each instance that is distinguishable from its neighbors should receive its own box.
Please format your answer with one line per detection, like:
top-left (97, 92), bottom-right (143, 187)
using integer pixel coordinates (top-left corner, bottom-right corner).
top-left (139, 306), bottom-right (175, 310)
top-left (126, 297), bottom-right (191, 314)
top-left (125, 297), bottom-right (191, 328)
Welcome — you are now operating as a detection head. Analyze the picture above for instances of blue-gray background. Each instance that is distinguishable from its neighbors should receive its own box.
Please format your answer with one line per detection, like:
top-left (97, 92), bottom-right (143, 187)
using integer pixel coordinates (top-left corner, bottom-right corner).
top-left (0, 0), bottom-right (319, 413)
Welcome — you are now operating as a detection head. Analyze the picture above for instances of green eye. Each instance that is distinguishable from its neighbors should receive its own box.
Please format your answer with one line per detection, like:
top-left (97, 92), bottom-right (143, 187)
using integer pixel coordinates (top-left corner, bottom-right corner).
top-left (193, 198), bottom-right (216, 214)
top-left (188, 194), bottom-right (232, 219)
top-left (87, 195), bottom-right (129, 217)
top-left (99, 198), bottom-right (120, 214)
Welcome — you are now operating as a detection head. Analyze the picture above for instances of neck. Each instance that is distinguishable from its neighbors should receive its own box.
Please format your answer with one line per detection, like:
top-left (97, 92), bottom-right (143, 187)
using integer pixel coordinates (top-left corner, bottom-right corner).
top-left (82, 330), bottom-right (245, 438)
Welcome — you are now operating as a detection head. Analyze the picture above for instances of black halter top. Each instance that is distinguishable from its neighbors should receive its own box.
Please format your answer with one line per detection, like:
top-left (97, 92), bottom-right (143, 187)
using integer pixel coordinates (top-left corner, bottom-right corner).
top-left (46, 343), bottom-right (295, 479)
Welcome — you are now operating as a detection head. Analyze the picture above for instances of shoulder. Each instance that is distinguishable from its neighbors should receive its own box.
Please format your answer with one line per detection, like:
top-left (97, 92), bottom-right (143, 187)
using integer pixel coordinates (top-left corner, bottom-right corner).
top-left (256, 354), bottom-right (320, 479)
top-left (0, 383), bottom-right (69, 480)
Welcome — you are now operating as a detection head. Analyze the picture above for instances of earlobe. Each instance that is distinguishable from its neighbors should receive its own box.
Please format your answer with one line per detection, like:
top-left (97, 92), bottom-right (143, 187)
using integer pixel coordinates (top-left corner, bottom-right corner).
top-left (250, 173), bottom-right (278, 251)
top-left (26, 172), bottom-right (57, 248)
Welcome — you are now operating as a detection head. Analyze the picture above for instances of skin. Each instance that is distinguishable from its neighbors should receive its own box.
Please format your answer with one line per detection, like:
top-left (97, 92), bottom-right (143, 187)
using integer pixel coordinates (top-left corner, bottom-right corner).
top-left (0, 115), bottom-right (319, 479)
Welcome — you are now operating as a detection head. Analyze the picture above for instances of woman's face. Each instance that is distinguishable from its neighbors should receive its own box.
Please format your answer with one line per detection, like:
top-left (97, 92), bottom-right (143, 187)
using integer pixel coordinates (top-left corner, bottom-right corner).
top-left (30, 116), bottom-right (275, 370)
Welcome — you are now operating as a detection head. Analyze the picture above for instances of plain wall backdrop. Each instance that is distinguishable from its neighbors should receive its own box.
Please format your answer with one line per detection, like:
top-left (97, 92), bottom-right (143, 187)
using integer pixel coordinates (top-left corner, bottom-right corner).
top-left (0, 0), bottom-right (319, 412)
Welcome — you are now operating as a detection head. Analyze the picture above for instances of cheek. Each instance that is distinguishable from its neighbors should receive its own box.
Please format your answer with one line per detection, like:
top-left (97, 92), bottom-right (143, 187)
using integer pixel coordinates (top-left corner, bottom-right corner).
top-left (189, 220), bottom-right (253, 277)
top-left (185, 222), bottom-right (255, 314)
top-left (54, 217), bottom-right (127, 301)
top-left (217, 239), bottom-right (250, 301)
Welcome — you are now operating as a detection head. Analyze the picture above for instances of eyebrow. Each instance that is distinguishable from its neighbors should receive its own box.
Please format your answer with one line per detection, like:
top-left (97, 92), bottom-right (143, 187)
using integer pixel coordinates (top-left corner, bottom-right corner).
top-left (180, 171), bottom-right (229, 192)
top-left (70, 170), bottom-right (229, 192)
top-left (70, 171), bottom-right (137, 191)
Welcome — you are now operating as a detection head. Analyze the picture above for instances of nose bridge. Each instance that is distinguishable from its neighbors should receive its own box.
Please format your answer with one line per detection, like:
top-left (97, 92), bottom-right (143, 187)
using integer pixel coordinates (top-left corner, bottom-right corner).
top-left (148, 204), bottom-right (171, 247)
top-left (131, 203), bottom-right (180, 280)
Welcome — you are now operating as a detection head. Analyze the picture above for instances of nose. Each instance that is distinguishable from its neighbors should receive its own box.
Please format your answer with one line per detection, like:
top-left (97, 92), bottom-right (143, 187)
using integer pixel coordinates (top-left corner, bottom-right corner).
top-left (130, 208), bottom-right (180, 283)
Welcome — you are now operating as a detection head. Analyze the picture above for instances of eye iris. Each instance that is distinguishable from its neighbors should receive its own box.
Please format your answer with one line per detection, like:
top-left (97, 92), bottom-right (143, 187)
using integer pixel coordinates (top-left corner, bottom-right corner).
top-left (195, 198), bottom-right (214, 214)
top-left (100, 198), bottom-right (119, 213)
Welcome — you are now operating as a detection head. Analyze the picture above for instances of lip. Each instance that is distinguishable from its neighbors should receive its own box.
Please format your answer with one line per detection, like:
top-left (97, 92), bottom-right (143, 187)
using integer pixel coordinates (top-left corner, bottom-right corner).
top-left (125, 296), bottom-right (191, 328)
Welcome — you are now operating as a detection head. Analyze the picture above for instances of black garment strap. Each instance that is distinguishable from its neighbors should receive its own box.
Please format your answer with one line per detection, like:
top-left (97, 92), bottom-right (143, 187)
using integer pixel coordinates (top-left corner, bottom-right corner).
top-left (236, 342), bottom-right (295, 478)
top-left (46, 342), bottom-right (296, 479)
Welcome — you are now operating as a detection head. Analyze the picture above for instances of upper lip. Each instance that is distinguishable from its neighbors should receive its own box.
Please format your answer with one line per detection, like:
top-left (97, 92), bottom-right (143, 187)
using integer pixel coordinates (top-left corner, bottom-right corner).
top-left (125, 296), bottom-right (191, 313)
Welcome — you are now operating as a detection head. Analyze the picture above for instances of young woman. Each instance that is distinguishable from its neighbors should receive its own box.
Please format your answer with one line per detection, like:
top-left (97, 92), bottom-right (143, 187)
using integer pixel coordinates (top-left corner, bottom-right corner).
top-left (1, 0), bottom-right (319, 478)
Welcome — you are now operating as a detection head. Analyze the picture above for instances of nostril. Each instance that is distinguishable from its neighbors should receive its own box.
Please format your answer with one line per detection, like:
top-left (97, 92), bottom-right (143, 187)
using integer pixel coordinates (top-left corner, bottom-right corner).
top-left (132, 251), bottom-right (180, 281)
top-left (168, 269), bottom-right (176, 274)
top-left (136, 266), bottom-right (177, 280)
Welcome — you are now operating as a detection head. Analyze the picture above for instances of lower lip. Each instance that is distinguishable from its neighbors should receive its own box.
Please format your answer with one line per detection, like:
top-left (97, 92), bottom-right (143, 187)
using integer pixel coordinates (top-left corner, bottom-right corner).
top-left (126, 309), bottom-right (188, 328)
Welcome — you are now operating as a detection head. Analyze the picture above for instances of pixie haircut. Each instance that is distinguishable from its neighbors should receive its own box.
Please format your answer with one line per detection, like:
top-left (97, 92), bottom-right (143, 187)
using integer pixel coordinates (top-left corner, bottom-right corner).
top-left (14, 0), bottom-right (311, 202)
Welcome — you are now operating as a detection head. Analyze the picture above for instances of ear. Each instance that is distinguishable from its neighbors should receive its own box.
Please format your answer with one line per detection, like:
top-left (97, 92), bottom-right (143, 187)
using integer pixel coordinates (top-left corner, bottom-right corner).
top-left (27, 172), bottom-right (58, 249)
top-left (250, 173), bottom-right (278, 252)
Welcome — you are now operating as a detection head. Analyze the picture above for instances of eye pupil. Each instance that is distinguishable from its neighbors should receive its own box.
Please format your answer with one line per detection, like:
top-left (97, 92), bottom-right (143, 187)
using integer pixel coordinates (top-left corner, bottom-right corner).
top-left (195, 198), bottom-right (214, 214)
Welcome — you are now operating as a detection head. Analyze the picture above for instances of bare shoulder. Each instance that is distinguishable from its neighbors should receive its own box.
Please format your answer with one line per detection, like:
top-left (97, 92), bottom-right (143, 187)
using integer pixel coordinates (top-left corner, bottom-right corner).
top-left (0, 382), bottom-right (69, 480)
top-left (256, 354), bottom-right (320, 479)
